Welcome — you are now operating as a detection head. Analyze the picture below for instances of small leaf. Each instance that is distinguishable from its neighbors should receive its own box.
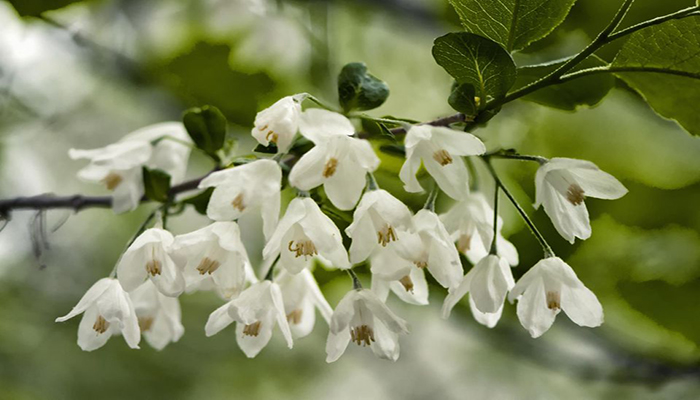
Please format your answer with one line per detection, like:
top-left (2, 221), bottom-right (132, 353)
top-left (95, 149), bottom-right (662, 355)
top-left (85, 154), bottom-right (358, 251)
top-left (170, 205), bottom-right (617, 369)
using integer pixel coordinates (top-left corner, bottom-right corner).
top-left (514, 55), bottom-right (614, 110)
top-left (182, 105), bottom-right (227, 159)
top-left (8, 0), bottom-right (86, 17)
top-left (379, 144), bottom-right (406, 157)
top-left (361, 118), bottom-right (396, 141)
top-left (253, 143), bottom-right (278, 154)
top-left (432, 33), bottom-right (516, 103)
top-left (448, 0), bottom-right (576, 52)
top-left (182, 188), bottom-right (214, 215)
top-left (338, 62), bottom-right (390, 112)
top-left (612, 16), bottom-right (700, 136)
top-left (142, 168), bottom-right (172, 203)
top-left (448, 83), bottom-right (478, 116)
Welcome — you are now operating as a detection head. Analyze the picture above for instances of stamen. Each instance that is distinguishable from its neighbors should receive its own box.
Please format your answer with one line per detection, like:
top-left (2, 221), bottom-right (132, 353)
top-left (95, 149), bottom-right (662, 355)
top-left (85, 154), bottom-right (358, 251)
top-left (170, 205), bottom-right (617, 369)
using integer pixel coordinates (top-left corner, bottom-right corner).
top-left (350, 325), bottom-right (375, 346)
top-left (138, 316), bottom-right (154, 332)
top-left (196, 257), bottom-right (221, 275)
top-left (243, 321), bottom-right (262, 337)
top-left (377, 224), bottom-right (398, 247)
top-left (146, 260), bottom-right (162, 276)
top-left (288, 240), bottom-right (318, 259)
top-left (102, 173), bottom-right (123, 191)
top-left (457, 234), bottom-right (472, 254)
top-left (323, 158), bottom-right (339, 178)
top-left (414, 260), bottom-right (428, 269)
top-left (399, 275), bottom-right (414, 293)
top-left (287, 309), bottom-right (303, 325)
top-left (231, 193), bottom-right (245, 212)
top-left (546, 291), bottom-right (561, 310)
top-left (92, 315), bottom-right (110, 334)
top-left (566, 184), bottom-right (585, 206)
top-left (265, 130), bottom-right (278, 143)
top-left (432, 149), bottom-right (453, 166)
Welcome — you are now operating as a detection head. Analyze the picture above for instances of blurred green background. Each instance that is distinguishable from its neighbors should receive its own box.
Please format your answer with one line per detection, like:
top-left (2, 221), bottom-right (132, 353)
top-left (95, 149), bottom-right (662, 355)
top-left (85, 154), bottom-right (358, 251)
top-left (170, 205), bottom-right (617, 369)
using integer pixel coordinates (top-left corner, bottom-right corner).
top-left (1, 0), bottom-right (700, 399)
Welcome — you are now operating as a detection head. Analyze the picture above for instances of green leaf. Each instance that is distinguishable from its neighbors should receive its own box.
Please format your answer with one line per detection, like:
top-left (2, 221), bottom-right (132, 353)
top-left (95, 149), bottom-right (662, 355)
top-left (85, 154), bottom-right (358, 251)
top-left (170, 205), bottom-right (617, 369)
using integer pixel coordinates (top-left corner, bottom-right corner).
top-left (142, 168), bottom-right (171, 203)
top-left (514, 55), bottom-right (614, 110)
top-left (448, 0), bottom-right (577, 51)
top-left (360, 118), bottom-right (397, 141)
top-left (612, 16), bottom-right (700, 136)
top-left (182, 188), bottom-right (214, 215)
top-left (253, 143), bottom-right (278, 154)
top-left (432, 33), bottom-right (517, 103)
top-left (8, 0), bottom-right (85, 17)
top-left (448, 82), bottom-right (478, 115)
top-left (183, 105), bottom-right (227, 160)
top-left (337, 62), bottom-right (390, 112)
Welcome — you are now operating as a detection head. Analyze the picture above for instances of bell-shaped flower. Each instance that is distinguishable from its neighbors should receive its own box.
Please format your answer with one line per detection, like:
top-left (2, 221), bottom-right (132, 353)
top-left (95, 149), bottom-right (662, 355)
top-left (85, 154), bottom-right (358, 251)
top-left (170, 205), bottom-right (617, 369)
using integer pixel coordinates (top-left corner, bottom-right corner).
top-left (399, 125), bottom-right (485, 201)
top-left (172, 221), bottom-right (253, 300)
top-left (205, 281), bottom-right (293, 358)
top-left (116, 227), bottom-right (184, 297)
top-left (508, 257), bottom-right (603, 338)
top-left (198, 160), bottom-right (282, 239)
top-left (275, 267), bottom-right (333, 338)
top-left (289, 109), bottom-right (380, 210)
top-left (263, 197), bottom-right (349, 274)
top-left (535, 158), bottom-right (627, 243)
top-left (129, 280), bottom-right (184, 350)
top-left (371, 247), bottom-right (429, 306)
top-left (251, 95), bottom-right (303, 153)
top-left (395, 209), bottom-right (463, 290)
top-left (345, 189), bottom-right (413, 264)
top-left (441, 192), bottom-right (519, 266)
top-left (442, 255), bottom-right (514, 327)
top-left (55, 278), bottom-right (140, 351)
top-left (70, 122), bottom-right (192, 214)
top-left (326, 288), bottom-right (409, 362)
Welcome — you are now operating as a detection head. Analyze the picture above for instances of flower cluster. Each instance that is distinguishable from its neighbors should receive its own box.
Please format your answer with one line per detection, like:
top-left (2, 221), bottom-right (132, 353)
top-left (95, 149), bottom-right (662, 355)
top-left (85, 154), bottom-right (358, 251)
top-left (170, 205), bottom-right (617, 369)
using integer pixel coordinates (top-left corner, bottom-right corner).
top-left (58, 94), bottom-right (627, 360)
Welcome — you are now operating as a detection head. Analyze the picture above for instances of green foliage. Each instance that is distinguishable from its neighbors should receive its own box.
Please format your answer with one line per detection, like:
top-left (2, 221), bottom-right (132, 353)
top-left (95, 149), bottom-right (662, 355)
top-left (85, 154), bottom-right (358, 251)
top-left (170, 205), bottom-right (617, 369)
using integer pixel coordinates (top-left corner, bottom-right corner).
top-left (447, 0), bottom-right (577, 52)
top-left (182, 188), bottom-right (214, 215)
top-left (142, 167), bottom-right (171, 203)
top-left (515, 56), bottom-right (614, 110)
top-left (183, 105), bottom-right (227, 161)
top-left (612, 16), bottom-right (700, 136)
top-left (448, 82), bottom-right (478, 115)
top-left (6, 0), bottom-right (86, 16)
top-left (337, 62), bottom-right (390, 112)
top-left (432, 33), bottom-right (516, 103)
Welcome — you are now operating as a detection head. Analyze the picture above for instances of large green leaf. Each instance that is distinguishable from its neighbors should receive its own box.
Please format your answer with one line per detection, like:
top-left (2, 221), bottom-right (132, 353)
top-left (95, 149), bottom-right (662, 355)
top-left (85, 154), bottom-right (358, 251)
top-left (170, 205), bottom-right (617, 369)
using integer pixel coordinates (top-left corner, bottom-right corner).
top-left (612, 16), bottom-right (700, 136)
top-left (337, 62), bottom-right (390, 112)
top-left (447, 0), bottom-right (577, 52)
top-left (515, 55), bottom-right (614, 110)
top-left (432, 33), bottom-right (516, 103)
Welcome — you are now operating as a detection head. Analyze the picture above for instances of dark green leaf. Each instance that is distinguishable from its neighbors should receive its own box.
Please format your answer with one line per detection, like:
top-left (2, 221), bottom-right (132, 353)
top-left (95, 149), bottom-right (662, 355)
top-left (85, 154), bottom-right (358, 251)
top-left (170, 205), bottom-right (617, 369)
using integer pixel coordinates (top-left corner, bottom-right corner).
top-left (448, 0), bottom-right (577, 51)
top-left (337, 62), bottom-right (390, 112)
top-left (379, 144), bottom-right (406, 157)
top-left (253, 143), bottom-right (278, 154)
top-left (182, 188), bottom-right (214, 215)
top-left (8, 0), bottom-right (85, 17)
top-left (183, 105), bottom-right (227, 159)
top-left (448, 83), bottom-right (478, 115)
top-left (612, 16), bottom-right (700, 136)
top-left (360, 118), bottom-right (396, 141)
top-left (432, 33), bottom-right (516, 103)
top-left (142, 168), bottom-right (171, 203)
top-left (514, 55), bottom-right (614, 110)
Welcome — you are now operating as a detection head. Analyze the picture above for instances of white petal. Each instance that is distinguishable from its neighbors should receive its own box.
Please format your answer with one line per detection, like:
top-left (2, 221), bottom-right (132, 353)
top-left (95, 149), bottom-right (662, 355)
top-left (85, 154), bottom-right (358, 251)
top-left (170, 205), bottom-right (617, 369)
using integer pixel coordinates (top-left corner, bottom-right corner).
top-left (430, 127), bottom-right (485, 156)
top-left (541, 185), bottom-right (591, 243)
top-left (441, 273), bottom-right (470, 319)
top-left (389, 267), bottom-right (429, 306)
top-left (347, 212), bottom-right (377, 264)
top-left (359, 290), bottom-right (409, 334)
top-left (370, 319), bottom-right (401, 361)
top-left (270, 283), bottom-right (294, 349)
top-left (370, 274), bottom-right (391, 302)
top-left (561, 285), bottom-right (604, 328)
top-left (299, 109), bottom-right (354, 143)
top-left (56, 278), bottom-right (113, 322)
top-left (77, 306), bottom-right (113, 352)
top-left (205, 302), bottom-right (235, 337)
top-left (329, 290), bottom-right (359, 334)
top-left (324, 155), bottom-right (366, 210)
top-left (469, 256), bottom-right (512, 314)
top-left (516, 278), bottom-right (558, 338)
top-left (469, 295), bottom-right (503, 328)
top-left (325, 329), bottom-right (351, 363)
top-left (288, 145), bottom-right (327, 191)
top-left (263, 197), bottom-right (307, 260)
top-left (423, 155), bottom-right (469, 201)
top-left (570, 168), bottom-right (627, 200)
top-left (398, 152), bottom-right (424, 193)
top-left (302, 269), bottom-right (333, 324)
top-left (235, 316), bottom-right (274, 358)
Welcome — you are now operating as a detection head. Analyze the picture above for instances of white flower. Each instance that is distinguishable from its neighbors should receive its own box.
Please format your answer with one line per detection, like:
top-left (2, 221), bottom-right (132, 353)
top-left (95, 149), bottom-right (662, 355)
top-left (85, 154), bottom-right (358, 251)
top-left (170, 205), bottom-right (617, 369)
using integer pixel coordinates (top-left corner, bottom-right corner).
top-left (442, 255), bottom-right (514, 328)
top-left (289, 109), bottom-right (380, 210)
top-left (345, 189), bottom-right (413, 264)
top-left (508, 257), bottom-right (603, 338)
top-left (441, 192), bottom-right (519, 266)
top-left (172, 221), bottom-right (254, 300)
top-left (399, 125), bottom-right (485, 201)
top-left (70, 122), bottom-right (192, 214)
top-left (395, 209), bottom-right (463, 290)
top-left (263, 197), bottom-right (349, 274)
top-left (55, 278), bottom-right (140, 351)
top-left (276, 268), bottom-right (333, 338)
top-left (129, 280), bottom-right (184, 350)
top-left (198, 160), bottom-right (282, 239)
top-left (205, 281), bottom-right (293, 358)
top-left (326, 288), bottom-right (409, 362)
top-left (371, 247), bottom-right (429, 306)
top-left (116, 228), bottom-right (184, 297)
top-left (251, 95), bottom-right (302, 153)
top-left (535, 158), bottom-right (627, 243)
